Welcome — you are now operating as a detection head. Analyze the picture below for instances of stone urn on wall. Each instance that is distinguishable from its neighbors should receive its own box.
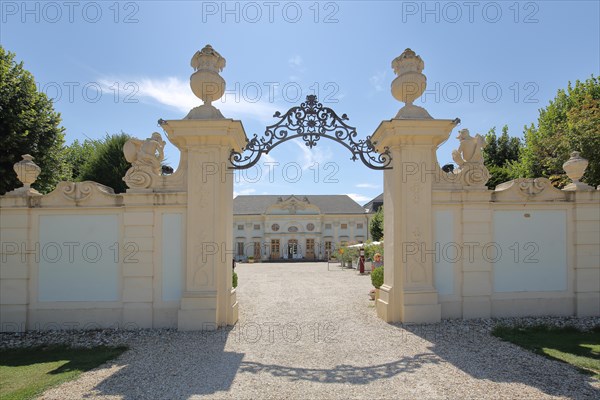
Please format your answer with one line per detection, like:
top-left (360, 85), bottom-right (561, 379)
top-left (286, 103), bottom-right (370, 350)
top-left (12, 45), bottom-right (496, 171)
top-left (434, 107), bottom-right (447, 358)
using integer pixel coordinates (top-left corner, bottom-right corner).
top-left (391, 48), bottom-right (432, 119)
top-left (563, 151), bottom-right (594, 191)
top-left (10, 154), bottom-right (41, 195)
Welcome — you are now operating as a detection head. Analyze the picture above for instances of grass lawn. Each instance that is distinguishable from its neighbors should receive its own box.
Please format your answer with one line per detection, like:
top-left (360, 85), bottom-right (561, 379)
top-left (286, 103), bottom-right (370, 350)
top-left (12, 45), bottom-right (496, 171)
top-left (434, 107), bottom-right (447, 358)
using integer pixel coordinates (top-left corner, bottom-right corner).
top-left (0, 345), bottom-right (127, 400)
top-left (492, 325), bottom-right (600, 379)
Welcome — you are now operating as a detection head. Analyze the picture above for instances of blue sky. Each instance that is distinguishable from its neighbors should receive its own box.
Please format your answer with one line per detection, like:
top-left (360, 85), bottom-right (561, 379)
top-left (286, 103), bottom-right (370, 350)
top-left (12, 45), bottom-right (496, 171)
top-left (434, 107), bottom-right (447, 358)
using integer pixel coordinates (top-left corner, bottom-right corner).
top-left (2, 1), bottom-right (599, 204)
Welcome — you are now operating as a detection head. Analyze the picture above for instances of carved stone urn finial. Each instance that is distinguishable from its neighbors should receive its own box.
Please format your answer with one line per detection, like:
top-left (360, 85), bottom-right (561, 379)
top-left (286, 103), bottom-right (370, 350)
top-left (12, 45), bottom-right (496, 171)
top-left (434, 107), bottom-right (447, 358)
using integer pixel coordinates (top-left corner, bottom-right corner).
top-left (391, 48), bottom-right (432, 119)
top-left (14, 154), bottom-right (41, 189)
top-left (563, 151), bottom-right (593, 191)
top-left (186, 44), bottom-right (226, 119)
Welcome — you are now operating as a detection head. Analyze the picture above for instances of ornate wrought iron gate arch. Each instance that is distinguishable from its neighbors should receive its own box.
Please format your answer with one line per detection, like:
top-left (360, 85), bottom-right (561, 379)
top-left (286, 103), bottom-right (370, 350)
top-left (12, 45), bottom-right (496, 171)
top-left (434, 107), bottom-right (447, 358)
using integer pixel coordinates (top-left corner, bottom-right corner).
top-left (229, 95), bottom-right (392, 170)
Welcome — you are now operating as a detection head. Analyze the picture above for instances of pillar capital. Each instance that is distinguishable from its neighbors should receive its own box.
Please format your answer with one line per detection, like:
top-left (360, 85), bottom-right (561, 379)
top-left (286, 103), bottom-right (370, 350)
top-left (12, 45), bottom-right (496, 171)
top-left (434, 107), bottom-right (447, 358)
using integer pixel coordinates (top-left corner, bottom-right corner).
top-left (159, 118), bottom-right (247, 151)
top-left (371, 118), bottom-right (458, 149)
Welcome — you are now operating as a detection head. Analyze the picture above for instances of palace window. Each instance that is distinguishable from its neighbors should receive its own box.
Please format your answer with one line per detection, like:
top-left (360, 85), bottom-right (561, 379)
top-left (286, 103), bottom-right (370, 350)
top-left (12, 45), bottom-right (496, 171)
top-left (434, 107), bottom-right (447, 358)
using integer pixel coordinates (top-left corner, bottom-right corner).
top-left (253, 242), bottom-right (261, 258)
top-left (341, 223), bottom-right (348, 229)
top-left (325, 223), bottom-right (332, 229)
top-left (306, 223), bottom-right (315, 231)
top-left (288, 226), bottom-right (298, 233)
top-left (271, 223), bottom-right (280, 231)
top-left (254, 224), bottom-right (260, 230)
top-left (325, 241), bottom-right (332, 252)
top-left (237, 225), bottom-right (244, 230)
top-left (271, 239), bottom-right (280, 256)
top-left (237, 242), bottom-right (244, 256)
top-left (357, 223), bottom-right (363, 229)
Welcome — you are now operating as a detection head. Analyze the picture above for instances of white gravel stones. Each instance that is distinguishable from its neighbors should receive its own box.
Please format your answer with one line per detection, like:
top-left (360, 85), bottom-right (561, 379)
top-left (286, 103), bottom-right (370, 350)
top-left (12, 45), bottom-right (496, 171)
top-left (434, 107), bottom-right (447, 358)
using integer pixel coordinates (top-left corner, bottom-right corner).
top-left (4, 262), bottom-right (598, 399)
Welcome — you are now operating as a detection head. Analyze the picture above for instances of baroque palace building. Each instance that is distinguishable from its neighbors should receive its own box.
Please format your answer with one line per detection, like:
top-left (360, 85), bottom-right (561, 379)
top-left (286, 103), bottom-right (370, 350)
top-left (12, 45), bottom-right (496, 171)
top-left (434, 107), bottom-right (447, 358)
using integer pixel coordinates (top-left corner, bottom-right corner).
top-left (233, 194), bottom-right (372, 261)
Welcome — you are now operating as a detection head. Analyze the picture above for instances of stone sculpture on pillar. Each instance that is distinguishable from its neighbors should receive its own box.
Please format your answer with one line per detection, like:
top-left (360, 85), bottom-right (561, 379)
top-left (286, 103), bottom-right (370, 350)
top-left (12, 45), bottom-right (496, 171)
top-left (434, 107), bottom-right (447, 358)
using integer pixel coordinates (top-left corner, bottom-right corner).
top-left (563, 151), bottom-right (594, 191)
top-left (450, 128), bottom-right (490, 188)
top-left (122, 132), bottom-right (166, 191)
top-left (186, 44), bottom-right (227, 119)
top-left (391, 48), bottom-right (432, 119)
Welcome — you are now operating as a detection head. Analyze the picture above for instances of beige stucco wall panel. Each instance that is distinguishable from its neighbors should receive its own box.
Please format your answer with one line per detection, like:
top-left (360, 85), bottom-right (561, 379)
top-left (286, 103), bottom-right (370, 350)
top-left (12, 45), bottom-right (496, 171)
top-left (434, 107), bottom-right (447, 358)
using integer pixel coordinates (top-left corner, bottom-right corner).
top-left (0, 279), bottom-right (28, 304)
top-left (440, 301), bottom-right (462, 319)
top-left (0, 259), bottom-right (28, 279)
top-left (0, 305), bottom-right (27, 331)
top-left (492, 297), bottom-right (574, 317)
top-left (122, 277), bottom-right (153, 302)
top-left (27, 308), bottom-right (124, 330)
top-left (462, 297), bottom-right (491, 319)
top-left (576, 293), bottom-right (600, 316)
top-left (575, 205), bottom-right (600, 220)
top-left (576, 268), bottom-right (600, 293)
top-left (123, 212), bottom-right (155, 226)
top-left (462, 272), bottom-right (492, 296)
top-left (123, 302), bottom-right (153, 328)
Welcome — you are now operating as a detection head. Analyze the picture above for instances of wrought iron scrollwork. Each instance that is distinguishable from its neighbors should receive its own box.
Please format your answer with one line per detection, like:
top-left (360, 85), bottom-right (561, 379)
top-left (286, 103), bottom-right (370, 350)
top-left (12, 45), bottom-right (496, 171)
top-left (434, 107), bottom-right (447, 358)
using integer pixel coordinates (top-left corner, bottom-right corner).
top-left (229, 95), bottom-right (392, 170)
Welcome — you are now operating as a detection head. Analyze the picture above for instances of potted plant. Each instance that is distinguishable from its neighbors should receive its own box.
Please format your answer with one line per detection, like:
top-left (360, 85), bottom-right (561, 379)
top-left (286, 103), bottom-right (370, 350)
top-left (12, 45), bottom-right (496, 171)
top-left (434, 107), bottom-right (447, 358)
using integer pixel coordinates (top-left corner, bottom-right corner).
top-left (370, 266), bottom-right (384, 301)
top-left (248, 256), bottom-right (254, 264)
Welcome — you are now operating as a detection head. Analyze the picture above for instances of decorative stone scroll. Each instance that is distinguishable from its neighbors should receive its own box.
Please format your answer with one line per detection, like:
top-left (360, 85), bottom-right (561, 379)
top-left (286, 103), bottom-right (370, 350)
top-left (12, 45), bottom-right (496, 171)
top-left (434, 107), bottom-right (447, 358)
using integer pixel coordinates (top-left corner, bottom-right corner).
top-left (493, 177), bottom-right (568, 202)
top-left (123, 132), bottom-right (166, 191)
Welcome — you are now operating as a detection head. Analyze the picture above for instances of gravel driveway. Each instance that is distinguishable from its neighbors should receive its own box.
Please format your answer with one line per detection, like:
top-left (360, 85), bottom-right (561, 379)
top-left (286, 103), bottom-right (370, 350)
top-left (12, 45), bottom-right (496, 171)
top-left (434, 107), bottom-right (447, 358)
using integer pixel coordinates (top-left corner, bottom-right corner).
top-left (38, 262), bottom-right (599, 399)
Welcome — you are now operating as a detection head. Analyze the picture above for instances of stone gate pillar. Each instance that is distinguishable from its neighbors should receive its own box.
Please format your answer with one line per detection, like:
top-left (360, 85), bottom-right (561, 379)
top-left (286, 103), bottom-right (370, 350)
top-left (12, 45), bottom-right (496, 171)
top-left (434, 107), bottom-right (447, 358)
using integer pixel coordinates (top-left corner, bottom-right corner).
top-left (372, 49), bottom-right (458, 323)
top-left (160, 45), bottom-right (247, 330)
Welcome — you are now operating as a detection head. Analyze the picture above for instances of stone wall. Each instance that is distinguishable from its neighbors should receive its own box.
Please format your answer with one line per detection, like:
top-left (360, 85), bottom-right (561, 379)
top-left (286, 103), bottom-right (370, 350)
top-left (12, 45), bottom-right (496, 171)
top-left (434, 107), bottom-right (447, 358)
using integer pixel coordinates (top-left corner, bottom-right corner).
top-left (432, 180), bottom-right (599, 319)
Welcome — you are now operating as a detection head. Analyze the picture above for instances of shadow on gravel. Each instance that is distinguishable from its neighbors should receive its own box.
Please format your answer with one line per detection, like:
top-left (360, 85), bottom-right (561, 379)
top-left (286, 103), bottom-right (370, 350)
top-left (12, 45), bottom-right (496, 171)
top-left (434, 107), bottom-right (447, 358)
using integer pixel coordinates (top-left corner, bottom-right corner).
top-left (398, 323), bottom-right (600, 399)
top-left (239, 353), bottom-right (439, 384)
top-left (90, 329), bottom-right (244, 399)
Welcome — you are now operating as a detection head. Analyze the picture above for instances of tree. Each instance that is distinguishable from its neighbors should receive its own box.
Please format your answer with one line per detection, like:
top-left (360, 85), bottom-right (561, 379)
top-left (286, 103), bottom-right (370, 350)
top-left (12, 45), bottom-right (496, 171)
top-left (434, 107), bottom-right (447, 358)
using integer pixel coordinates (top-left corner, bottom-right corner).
top-left (482, 125), bottom-right (522, 189)
top-left (369, 206), bottom-right (384, 241)
top-left (517, 76), bottom-right (600, 188)
top-left (0, 46), bottom-right (67, 194)
top-left (78, 133), bottom-right (131, 193)
top-left (62, 139), bottom-right (97, 181)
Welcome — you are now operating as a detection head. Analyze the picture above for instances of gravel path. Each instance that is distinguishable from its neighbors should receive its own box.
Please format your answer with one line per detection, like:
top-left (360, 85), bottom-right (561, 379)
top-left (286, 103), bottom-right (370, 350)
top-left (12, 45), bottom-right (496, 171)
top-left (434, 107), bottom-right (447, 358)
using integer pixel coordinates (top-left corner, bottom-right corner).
top-left (19, 262), bottom-right (600, 399)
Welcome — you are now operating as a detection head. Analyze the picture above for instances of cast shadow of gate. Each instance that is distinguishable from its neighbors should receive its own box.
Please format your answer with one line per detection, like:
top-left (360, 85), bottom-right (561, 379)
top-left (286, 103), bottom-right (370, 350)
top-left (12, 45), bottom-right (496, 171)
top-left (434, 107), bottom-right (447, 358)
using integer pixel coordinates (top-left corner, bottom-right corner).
top-left (91, 329), bottom-right (244, 399)
top-left (239, 353), bottom-right (439, 384)
top-left (397, 322), bottom-right (600, 398)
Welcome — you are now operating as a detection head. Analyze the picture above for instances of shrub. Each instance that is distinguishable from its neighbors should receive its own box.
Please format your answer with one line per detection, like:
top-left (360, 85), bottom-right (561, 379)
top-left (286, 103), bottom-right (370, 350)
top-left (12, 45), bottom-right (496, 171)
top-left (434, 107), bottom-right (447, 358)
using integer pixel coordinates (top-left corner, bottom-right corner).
top-left (371, 266), bottom-right (384, 289)
top-left (232, 272), bottom-right (238, 288)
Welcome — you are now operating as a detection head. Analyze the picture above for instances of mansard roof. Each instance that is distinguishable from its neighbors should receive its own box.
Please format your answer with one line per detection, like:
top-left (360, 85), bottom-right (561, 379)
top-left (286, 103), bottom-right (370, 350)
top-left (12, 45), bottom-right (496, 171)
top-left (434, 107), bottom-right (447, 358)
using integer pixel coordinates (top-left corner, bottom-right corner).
top-left (233, 195), bottom-right (366, 215)
top-left (363, 193), bottom-right (383, 213)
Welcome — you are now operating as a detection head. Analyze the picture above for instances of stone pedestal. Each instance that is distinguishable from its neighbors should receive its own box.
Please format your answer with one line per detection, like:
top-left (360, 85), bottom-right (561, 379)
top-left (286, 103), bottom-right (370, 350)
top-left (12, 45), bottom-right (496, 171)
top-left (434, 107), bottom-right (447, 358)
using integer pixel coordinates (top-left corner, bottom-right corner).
top-left (161, 119), bottom-right (246, 330)
top-left (372, 119), bottom-right (457, 323)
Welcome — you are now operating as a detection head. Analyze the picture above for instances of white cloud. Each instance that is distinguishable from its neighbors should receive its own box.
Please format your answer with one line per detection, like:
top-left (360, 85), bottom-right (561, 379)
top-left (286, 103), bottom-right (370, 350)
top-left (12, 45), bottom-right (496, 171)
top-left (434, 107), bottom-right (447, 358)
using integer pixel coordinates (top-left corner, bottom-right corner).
top-left (288, 55), bottom-right (303, 68)
top-left (292, 140), bottom-right (333, 170)
top-left (356, 183), bottom-right (379, 189)
top-left (369, 70), bottom-right (387, 92)
top-left (98, 76), bottom-right (279, 125)
top-left (346, 193), bottom-right (371, 204)
top-left (233, 188), bottom-right (256, 198)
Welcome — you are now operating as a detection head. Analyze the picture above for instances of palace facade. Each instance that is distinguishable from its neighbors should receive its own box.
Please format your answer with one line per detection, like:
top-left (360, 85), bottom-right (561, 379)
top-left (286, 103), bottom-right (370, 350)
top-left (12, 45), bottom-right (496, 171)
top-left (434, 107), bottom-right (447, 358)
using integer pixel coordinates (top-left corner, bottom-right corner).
top-left (233, 194), bottom-right (370, 261)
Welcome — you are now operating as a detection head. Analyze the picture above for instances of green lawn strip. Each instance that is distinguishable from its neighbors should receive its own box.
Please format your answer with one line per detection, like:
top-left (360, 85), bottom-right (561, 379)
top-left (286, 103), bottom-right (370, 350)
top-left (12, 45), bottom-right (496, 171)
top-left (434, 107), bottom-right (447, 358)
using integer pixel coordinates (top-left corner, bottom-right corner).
top-left (0, 345), bottom-right (127, 400)
top-left (492, 325), bottom-right (600, 379)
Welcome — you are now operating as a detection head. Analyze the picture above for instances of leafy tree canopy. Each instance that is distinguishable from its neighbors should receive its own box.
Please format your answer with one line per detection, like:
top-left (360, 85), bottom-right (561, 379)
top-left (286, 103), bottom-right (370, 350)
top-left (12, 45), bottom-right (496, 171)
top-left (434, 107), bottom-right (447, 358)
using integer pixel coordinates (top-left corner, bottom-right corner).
top-left (483, 125), bottom-right (522, 189)
top-left (517, 75), bottom-right (600, 188)
top-left (77, 133), bottom-right (131, 194)
top-left (369, 206), bottom-right (384, 242)
top-left (0, 46), bottom-right (67, 194)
